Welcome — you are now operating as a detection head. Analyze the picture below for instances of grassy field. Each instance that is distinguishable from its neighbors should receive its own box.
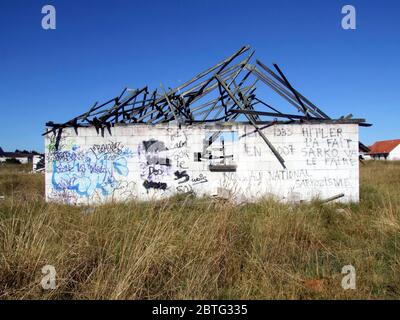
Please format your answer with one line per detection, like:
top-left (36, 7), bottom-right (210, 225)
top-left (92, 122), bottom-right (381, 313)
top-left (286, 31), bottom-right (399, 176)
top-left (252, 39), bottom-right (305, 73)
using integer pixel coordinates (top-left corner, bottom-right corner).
top-left (0, 161), bottom-right (399, 300)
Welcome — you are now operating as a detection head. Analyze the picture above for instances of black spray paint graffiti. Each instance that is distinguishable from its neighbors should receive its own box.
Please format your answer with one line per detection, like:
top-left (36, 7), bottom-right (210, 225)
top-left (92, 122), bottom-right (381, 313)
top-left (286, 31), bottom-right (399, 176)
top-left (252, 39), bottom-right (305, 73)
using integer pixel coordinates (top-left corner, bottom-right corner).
top-left (174, 170), bottom-right (190, 184)
top-left (148, 166), bottom-right (164, 177)
top-left (142, 140), bottom-right (171, 166)
top-left (191, 173), bottom-right (208, 185)
top-left (143, 180), bottom-right (167, 190)
top-left (137, 130), bottom-right (209, 194)
top-left (300, 126), bottom-right (357, 167)
top-left (169, 130), bottom-right (193, 193)
top-left (138, 139), bottom-right (171, 191)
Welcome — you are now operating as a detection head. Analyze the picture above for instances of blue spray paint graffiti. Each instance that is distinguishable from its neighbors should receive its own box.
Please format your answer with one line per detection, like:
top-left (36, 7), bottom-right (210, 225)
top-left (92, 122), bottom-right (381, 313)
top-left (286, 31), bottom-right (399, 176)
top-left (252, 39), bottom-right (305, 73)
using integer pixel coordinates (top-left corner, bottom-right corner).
top-left (51, 143), bottom-right (133, 198)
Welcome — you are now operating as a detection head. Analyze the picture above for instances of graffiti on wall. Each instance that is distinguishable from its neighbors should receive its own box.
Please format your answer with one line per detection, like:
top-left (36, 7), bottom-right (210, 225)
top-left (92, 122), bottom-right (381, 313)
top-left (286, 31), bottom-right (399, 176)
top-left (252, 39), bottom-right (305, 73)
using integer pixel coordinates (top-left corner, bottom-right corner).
top-left (138, 139), bottom-right (171, 192)
top-left (45, 124), bottom-right (358, 204)
top-left (49, 140), bottom-right (134, 203)
top-left (170, 129), bottom-right (193, 194)
top-left (137, 129), bottom-right (208, 195)
top-left (300, 127), bottom-right (357, 167)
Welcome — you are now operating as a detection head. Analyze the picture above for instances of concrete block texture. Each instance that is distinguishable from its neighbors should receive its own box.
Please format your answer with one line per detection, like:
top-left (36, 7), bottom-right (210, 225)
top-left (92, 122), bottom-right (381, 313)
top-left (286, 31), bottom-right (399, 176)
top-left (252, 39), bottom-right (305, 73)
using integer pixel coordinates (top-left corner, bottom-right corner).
top-left (45, 123), bottom-right (360, 205)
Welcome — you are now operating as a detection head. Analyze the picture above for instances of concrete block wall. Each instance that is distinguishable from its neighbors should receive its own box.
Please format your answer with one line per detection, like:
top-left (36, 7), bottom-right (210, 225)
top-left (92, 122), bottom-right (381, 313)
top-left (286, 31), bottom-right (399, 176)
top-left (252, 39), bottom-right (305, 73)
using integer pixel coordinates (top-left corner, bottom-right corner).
top-left (45, 122), bottom-right (359, 205)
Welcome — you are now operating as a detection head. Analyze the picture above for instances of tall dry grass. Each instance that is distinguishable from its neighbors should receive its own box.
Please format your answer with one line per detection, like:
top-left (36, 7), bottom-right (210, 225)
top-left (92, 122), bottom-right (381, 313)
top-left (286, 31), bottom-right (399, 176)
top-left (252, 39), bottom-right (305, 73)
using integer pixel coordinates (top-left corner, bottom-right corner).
top-left (0, 161), bottom-right (399, 299)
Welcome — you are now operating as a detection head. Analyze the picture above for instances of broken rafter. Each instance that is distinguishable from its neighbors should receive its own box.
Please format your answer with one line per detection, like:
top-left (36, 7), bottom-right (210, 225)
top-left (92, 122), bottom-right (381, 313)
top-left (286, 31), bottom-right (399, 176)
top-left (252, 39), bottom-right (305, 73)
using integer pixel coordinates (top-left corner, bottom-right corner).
top-left (43, 45), bottom-right (370, 154)
top-left (215, 73), bottom-right (286, 169)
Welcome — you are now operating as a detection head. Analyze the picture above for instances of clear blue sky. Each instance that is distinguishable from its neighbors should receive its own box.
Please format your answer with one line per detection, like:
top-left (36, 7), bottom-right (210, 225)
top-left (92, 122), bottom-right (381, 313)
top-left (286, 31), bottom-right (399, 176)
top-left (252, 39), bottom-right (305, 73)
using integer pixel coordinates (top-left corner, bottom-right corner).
top-left (0, 0), bottom-right (399, 152)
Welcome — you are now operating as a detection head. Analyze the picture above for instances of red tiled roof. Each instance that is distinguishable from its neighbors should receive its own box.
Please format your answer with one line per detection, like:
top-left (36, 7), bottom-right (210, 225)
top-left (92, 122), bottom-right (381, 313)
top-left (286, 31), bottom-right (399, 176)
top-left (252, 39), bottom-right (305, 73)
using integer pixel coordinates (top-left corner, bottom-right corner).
top-left (368, 139), bottom-right (400, 154)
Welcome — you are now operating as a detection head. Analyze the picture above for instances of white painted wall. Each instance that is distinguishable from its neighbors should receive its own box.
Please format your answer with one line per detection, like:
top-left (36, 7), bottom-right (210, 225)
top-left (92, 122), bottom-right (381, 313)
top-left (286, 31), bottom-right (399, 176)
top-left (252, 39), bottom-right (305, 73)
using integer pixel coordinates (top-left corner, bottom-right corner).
top-left (388, 144), bottom-right (400, 160)
top-left (44, 123), bottom-right (360, 205)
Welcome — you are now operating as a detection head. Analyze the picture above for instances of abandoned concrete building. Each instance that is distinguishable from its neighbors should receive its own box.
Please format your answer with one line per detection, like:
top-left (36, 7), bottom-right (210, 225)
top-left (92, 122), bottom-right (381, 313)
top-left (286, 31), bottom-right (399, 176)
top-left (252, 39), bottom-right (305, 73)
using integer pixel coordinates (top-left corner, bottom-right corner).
top-left (44, 46), bottom-right (370, 205)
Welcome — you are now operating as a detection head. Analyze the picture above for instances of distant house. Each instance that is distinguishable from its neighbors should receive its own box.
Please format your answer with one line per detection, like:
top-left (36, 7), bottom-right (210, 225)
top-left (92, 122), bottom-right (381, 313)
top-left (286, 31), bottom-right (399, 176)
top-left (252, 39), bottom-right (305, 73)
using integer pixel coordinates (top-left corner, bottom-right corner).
top-left (367, 139), bottom-right (400, 160)
top-left (0, 147), bottom-right (37, 164)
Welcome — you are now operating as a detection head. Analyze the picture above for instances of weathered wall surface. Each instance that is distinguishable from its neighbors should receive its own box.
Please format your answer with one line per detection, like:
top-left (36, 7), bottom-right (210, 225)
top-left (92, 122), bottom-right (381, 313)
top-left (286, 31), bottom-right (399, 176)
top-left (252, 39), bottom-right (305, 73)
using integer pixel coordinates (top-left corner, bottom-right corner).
top-left (45, 123), bottom-right (359, 204)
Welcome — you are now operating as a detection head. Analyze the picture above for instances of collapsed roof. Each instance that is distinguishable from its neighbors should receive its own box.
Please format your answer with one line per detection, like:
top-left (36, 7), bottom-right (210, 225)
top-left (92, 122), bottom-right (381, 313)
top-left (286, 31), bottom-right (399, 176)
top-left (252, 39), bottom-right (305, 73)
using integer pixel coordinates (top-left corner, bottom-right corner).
top-left (44, 45), bottom-right (371, 168)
